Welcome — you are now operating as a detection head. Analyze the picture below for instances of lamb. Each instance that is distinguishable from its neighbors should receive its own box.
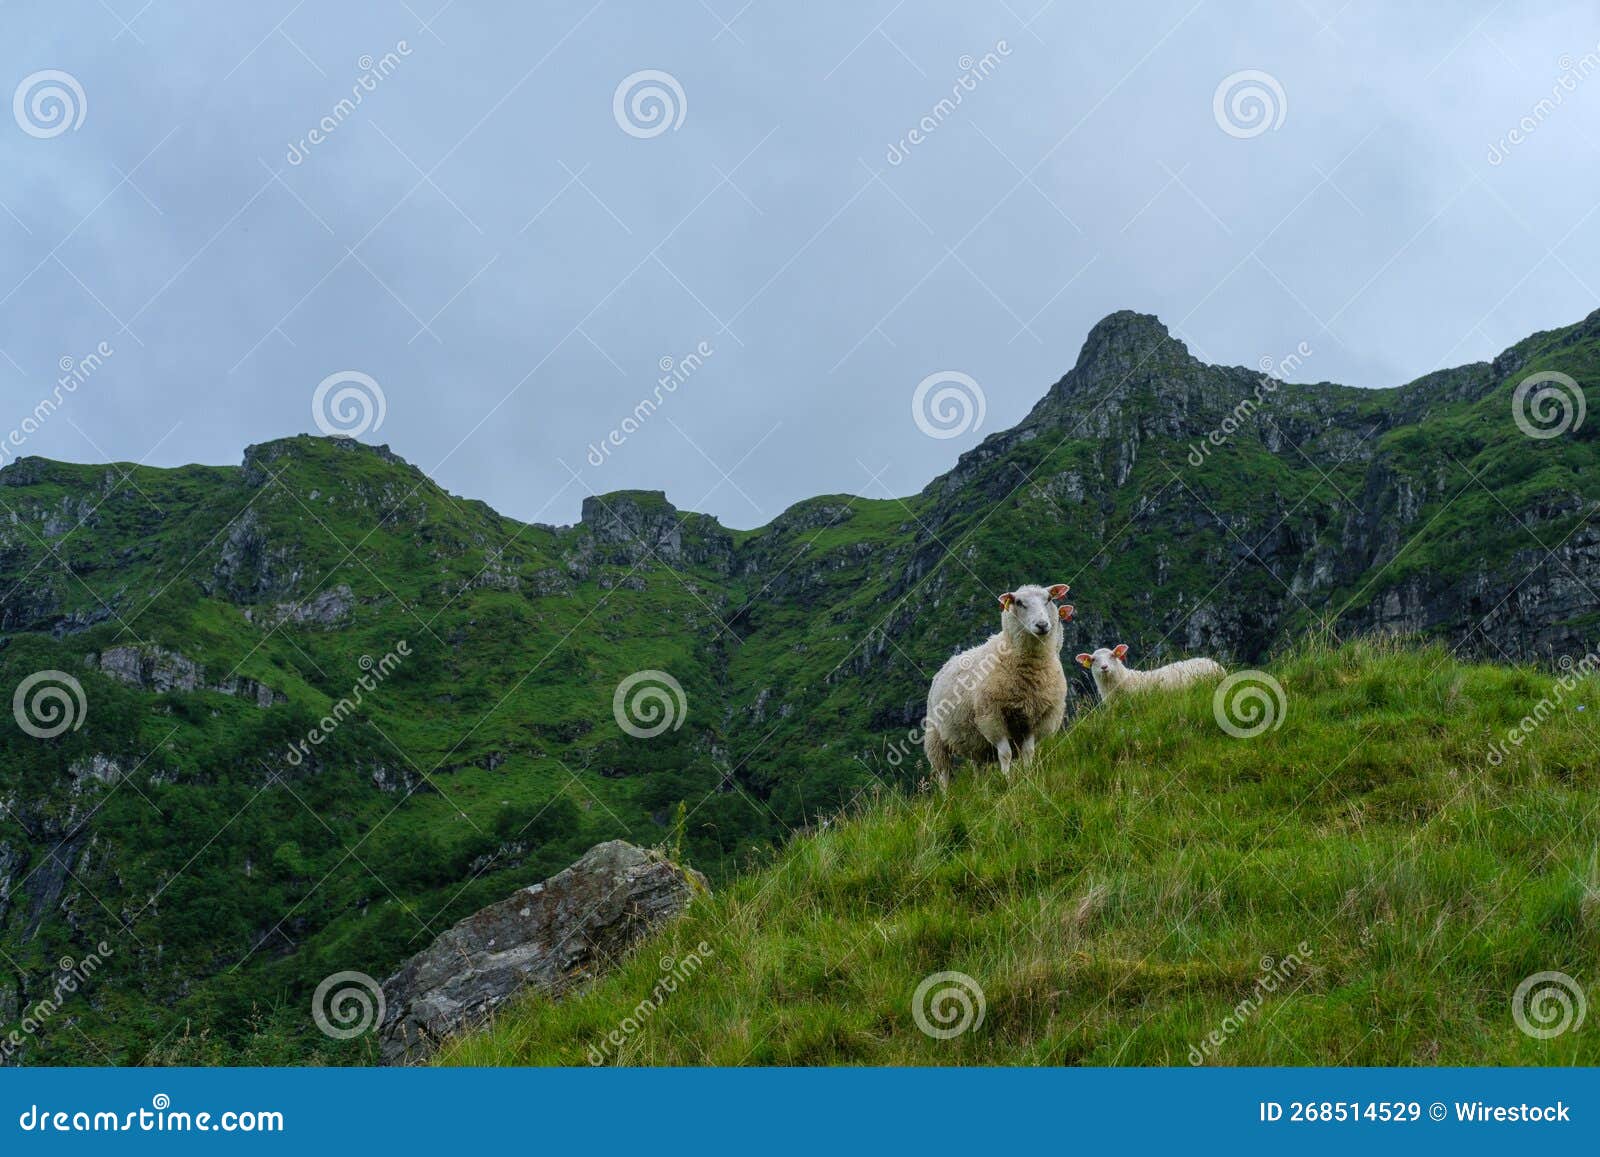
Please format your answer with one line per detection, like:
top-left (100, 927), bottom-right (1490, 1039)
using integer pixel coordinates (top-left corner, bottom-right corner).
top-left (923, 584), bottom-right (1075, 789)
top-left (1074, 644), bottom-right (1225, 702)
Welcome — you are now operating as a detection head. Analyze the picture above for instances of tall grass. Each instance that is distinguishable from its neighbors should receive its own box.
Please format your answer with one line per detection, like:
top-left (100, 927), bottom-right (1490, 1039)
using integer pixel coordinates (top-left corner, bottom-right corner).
top-left (441, 639), bottom-right (1600, 1066)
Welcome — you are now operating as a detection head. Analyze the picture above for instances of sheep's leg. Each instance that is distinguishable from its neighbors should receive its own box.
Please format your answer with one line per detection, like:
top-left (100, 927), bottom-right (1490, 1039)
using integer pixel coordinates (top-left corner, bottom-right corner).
top-left (1019, 733), bottom-right (1037, 767)
top-left (924, 725), bottom-right (954, 792)
top-left (975, 715), bottom-right (1013, 780)
top-left (995, 738), bottom-right (1013, 779)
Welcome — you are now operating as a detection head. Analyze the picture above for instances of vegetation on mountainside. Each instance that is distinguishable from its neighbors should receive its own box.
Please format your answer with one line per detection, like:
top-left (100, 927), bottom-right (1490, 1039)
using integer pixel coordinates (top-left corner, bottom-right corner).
top-left (0, 309), bottom-right (1595, 1064)
top-left (447, 641), bottom-right (1600, 1067)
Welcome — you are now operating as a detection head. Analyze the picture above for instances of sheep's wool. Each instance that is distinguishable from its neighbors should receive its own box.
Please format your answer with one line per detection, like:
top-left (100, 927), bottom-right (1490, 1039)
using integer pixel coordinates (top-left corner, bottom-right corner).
top-left (1092, 655), bottom-right (1225, 701)
top-left (923, 585), bottom-right (1069, 787)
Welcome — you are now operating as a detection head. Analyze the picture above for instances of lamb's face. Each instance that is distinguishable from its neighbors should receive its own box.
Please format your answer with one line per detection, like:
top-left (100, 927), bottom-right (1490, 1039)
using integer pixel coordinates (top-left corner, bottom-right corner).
top-left (1000, 584), bottom-right (1068, 643)
top-left (1075, 644), bottom-right (1129, 677)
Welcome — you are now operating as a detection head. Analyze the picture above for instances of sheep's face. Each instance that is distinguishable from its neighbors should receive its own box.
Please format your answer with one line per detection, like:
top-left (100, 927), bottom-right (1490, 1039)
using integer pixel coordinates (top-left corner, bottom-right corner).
top-left (1000, 583), bottom-right (1069, 644)
top-left (1076, 644), bottom-right (1129, 676)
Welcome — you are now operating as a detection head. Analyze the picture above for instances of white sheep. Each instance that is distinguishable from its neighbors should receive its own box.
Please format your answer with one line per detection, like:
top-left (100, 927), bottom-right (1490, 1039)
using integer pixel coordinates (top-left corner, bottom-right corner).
top-left (923, 584), bottom-right (1075, 789)
top-left (1074, 644), bottom-right (1225, 702)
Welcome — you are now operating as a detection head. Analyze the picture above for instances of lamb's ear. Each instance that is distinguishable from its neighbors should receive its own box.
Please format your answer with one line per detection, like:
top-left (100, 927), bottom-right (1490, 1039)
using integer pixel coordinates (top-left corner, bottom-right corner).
top-left (1112, 643), bottom-right (1129, 661)
top-left (998, 592), bottom-right (1015, 610)
top-left (1075, 653), bottom-right (1093, 668)
top-left (1047, 583), bottom-right (1069, 600)
top-left (1058, 603), bottom-right (1075, 622)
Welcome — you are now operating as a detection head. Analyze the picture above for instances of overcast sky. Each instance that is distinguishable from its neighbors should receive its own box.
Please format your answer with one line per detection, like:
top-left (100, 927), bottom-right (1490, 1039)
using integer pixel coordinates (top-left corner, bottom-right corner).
top-left (2, 1), bottom-right (1598, 528)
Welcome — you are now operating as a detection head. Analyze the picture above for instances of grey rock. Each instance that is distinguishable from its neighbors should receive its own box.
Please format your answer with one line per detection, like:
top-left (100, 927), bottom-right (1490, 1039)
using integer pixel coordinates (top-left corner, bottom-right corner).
top-left (378, 840), bottom-right (707, 1064)
top-left (18, 829), bottom-right (89, 943)
top-left (243, 583), bottom-right (354, 630)
top-left (578, 491), bottom-right (735, 573)
top-left (93, 645), bottom-right (284, 706)
top-left (0, 840), bottom-right (25, 932)
top-left (210, 508), bottom-right (304, 601)
top-left (211, 675), bottom-right (285, 708)
top-left (67, 755), bottom-right (122, 793)
top-left (368, 764), bottom-right (422, 794)
top-left (98, 645), bottom-right (201, 693)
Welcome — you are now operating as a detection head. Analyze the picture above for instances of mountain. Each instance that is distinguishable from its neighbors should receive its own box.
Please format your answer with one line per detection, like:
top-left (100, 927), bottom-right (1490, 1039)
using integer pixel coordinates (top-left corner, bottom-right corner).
top-left (0, 309), bottom-right (1596, 1062)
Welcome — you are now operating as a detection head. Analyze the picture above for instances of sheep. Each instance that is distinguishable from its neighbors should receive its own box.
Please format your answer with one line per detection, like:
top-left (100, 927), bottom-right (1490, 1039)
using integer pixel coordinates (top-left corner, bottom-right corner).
top-left (923, 584), bottom-right (1075, 789)
top-left (1074, 643), bottom-right (1225, 702)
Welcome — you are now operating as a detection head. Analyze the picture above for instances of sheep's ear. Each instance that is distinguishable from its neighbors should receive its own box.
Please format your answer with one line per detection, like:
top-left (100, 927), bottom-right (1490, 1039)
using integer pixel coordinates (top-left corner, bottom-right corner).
top-left (1058, 603), bottom-right (1075, 622)
top-left (1047, 583), bottom-right (1069, 600)
top-left (998, 592), bottom-right (1015, 610)
top-left (1075, 653), bottom-right (1093, 668)
top-left (1112, 643), bottom-right (1129, 661)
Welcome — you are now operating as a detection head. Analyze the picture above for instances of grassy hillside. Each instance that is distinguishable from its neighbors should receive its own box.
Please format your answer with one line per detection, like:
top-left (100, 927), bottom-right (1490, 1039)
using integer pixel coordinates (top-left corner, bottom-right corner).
top-left (2, 308), bottom-right (1596, 1064)
top-left (444, 639), bottom-right (1600, 1066)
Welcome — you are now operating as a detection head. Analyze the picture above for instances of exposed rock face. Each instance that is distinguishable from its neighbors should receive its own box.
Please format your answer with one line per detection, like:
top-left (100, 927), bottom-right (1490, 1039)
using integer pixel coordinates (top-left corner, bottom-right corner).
top-left (67, 755), bottom-right (122, 792)
top-left (0, 841), bottom-right (24, 931)
top-left (16, 829), bottom-right (89, 943)
top-left (97, 645), bottom-right (201, 693)
top-left (210, 508), bottom-right (303, 601)
top-left (899, 309), bottom-right (1600, 666)
top-left (242, 583), bottom-right (355, 630)
top-left (577, 492), bottom-right (736, 574)
top-left (1, 310), bottom-right (1599, 1065)
top-left (378, 840), bottom-right (707, 1064)
top-left (91, 645), bottom-right (285, 706)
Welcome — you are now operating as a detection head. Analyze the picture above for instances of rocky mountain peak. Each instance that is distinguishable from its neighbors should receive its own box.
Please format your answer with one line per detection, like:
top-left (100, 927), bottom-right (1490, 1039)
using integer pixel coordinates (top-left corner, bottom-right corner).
top-left (1007, 310), bottom-right (1200, 438)
top-left (1070, 310), bottom-right (1191, 381)
top-left (580, 489), bottom-right (678, 531)
top-left (578, 489), bottom-right (735, 572)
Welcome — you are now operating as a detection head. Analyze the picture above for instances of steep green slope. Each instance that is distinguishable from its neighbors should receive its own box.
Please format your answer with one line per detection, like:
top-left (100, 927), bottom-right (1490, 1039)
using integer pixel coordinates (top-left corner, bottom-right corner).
top-left (0, 308), bottom-right (1596, 1063)
top-left (0, 445), bottom-right (773, 1063)
top-left (445, 640), bottom-right (1600, 1066)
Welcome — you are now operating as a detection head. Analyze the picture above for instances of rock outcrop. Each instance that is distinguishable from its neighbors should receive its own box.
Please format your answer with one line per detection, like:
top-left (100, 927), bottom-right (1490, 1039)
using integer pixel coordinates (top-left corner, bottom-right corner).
top-left (89, 645), bottom-right (285, 706)
top-left (378, 840), bottom-right (707, 1064)
top-left (241, 583), bottom-right (355, 630)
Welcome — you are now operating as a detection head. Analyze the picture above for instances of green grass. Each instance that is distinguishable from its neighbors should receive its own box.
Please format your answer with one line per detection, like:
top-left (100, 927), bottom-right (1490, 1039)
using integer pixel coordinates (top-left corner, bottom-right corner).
top-left (442, 639), bottom-right (1600, 1066)
top-left (3, 311), bottom-right (1597, 1064)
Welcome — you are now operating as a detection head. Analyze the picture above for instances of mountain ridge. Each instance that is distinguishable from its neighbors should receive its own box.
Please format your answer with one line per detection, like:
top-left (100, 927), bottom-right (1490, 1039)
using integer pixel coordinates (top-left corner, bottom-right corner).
top-left (0, 306), bottom-right (1596, 1063)
top-left (13, 304), bottom-right (1596, 536)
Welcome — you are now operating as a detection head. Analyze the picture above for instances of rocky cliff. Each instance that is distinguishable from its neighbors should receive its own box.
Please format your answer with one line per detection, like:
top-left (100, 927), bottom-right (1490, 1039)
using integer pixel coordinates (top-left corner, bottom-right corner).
top-left (0, 307), bottom-right (1595, 1063)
